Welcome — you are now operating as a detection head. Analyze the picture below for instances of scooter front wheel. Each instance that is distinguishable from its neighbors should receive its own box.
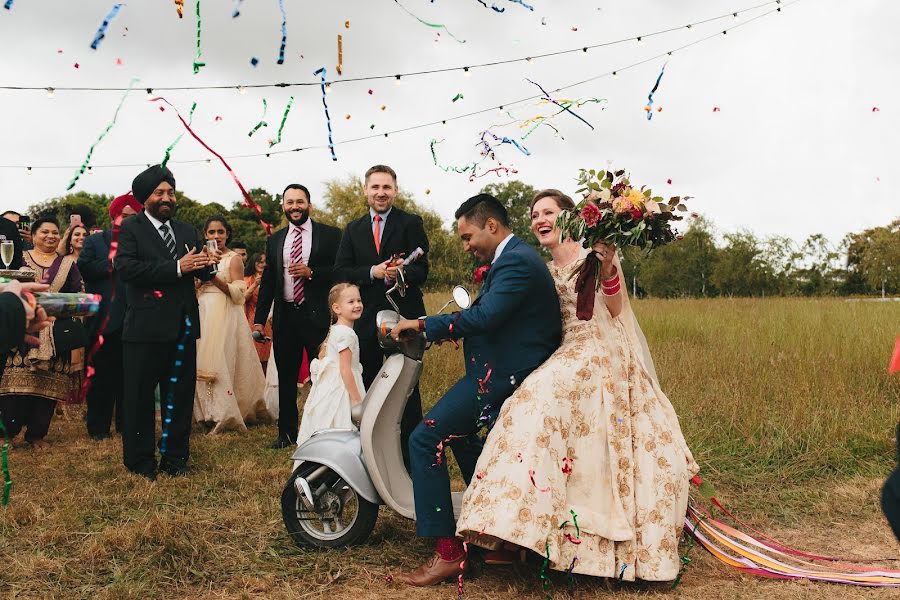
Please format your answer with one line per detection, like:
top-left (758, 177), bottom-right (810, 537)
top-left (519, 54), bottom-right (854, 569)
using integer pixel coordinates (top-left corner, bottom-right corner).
top-left (282, 461), bottom-right (379, 548)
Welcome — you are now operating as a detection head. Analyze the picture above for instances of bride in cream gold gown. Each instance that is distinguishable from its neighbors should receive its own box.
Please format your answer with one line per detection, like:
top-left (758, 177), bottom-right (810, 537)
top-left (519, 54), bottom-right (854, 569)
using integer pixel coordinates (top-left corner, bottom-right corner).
top-left (456, 190), bottom-right (698, 582)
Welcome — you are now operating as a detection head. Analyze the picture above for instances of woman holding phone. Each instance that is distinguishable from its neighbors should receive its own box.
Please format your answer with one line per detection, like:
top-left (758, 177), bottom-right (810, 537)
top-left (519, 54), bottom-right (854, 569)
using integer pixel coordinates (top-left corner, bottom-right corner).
top-left (193, 216), bottom-right (269, 433)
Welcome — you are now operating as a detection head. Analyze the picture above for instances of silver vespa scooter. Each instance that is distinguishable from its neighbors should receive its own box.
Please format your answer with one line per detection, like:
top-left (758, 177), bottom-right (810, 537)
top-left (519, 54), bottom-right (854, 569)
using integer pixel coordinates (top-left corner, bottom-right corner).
top-left (281, 262), bottom-right (472, 548)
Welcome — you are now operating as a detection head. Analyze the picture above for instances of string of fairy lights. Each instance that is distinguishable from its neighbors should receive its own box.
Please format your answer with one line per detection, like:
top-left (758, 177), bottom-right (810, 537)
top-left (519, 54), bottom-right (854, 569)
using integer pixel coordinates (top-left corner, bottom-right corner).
top-left (0, 0), bottom-right (799, 172)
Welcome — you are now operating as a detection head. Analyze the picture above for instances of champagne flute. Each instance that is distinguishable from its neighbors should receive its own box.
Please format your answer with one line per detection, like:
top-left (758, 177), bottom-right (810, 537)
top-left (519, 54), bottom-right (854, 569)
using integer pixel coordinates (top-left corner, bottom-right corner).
top-left (0, 239), bottom-right (13, 270)
top-left (206, 240), bottom-right (219, 274)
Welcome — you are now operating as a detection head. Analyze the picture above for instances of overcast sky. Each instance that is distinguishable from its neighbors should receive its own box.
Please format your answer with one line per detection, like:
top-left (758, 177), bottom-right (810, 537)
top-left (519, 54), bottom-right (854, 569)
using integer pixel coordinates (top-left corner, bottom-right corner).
top-left (0, 0), bottom-right (895, 245)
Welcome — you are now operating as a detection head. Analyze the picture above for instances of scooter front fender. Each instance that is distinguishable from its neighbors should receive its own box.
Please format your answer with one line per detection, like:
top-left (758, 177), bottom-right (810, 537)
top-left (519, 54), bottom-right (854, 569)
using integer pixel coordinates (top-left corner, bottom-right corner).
top-left (290, 430), bottom-right (383, 505)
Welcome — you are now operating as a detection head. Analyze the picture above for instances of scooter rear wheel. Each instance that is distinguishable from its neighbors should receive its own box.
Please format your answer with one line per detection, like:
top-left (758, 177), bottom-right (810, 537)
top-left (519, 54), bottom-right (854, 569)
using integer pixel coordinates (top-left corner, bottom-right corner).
top-left (282, 461), bottom-right (379, 548)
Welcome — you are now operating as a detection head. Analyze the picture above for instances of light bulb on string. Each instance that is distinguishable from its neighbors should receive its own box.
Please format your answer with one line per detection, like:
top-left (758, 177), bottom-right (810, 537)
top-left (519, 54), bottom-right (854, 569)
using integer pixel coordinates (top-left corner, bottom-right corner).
top-left (612, 71), bottom-right (618, 79)
top-left (637, 37), bottom-right (643, 45)
top-left (733, 12), bottom-right (738, 19)
top-left (394, 74), bottom-right (402, 86)
top-left (26, 167), bottom-right (32, 175)
top-left (325, 83), bottom-right (332, 94)
top-left (237, 85), bottom-right (247, 95)
top-left (463, 67), bottom-right (471, 78)
top-left (525, 57), bottom-right (533, 65)
top-left (46, 87), bottom-right (55, 98)
top-left (146, 88), bottom-right (153, 95)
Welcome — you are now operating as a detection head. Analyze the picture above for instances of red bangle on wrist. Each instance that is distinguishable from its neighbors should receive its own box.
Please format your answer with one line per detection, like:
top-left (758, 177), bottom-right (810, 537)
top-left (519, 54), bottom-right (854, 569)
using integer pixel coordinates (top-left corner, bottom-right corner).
top-left (418, 318), bottom-right (425, 332)
top-left (601, 264), bottom-right (618, 283)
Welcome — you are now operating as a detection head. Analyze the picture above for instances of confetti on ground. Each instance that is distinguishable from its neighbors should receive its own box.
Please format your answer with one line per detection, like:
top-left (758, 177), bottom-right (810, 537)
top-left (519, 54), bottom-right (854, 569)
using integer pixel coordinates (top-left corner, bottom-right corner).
top-left (392, 0), bottom-right (466, 43)
top-left (313, 67), bottom-right (338, 161)
top-left (67, 78), bottom-right (138, 190)
top-left (276, 0), bottom-right (287, 64)
top-left (90, 3), bottom-right (124, 50)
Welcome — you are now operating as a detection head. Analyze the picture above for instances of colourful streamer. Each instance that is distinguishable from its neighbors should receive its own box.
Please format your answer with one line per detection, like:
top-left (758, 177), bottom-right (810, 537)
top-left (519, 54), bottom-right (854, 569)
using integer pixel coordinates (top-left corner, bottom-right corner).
top-left (79, 212), bottom-right (124, 404)
top-left (276, 0), bottom-right (287, 64)
top-left (3, 0), bottom-right (13, 9)
top-left (0, 419), bottom-right (11, 505)
top-left (475, 0), bottom-right (505, 12)
top-left (645, 62), bottom-right (667, 121)
top-left (479, 130), bottom-right (530, 157)
top-left (336, 34), bottom-right (343, 75)
top-left (313, 67), bottom-right (338, 161)
top-left (506, 0), bottom-right (534, 9)
top-left (526, 78), bottom-right (595, 130)
top-left (268, 96), bottom-right (294, 148)
top-left (452, 93), bottom-right (463, 102)
top-left (67, 79), bottom-right (137, 191)
top-left (175, 0), bottom-right (184, 18)
top-left (231, 0), bottom-right (244, 17)
top-left (429, 138), bottom-right (477, 175)
top-left (247, 98), bottom-right (268, 137)
top-left (161, 101), bottom-right (197, 168)
top-left (159, 316), bottom-right (192, 456)
top-left (393, 0), bottom-right (466, 43)
top-left (90, 3), bottom-right (123, 49)
top-left (192, 0), bottom-right (205, 74)
top-left (150, 96), bottom-right (273, 235)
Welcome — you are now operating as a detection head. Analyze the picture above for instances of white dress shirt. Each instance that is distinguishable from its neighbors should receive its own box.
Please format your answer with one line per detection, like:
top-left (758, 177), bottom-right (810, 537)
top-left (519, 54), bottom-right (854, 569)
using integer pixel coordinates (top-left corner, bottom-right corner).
top-left (283, 220), bottom-right (312, 302)
top-left (492, 233), bottom-right (515, 264)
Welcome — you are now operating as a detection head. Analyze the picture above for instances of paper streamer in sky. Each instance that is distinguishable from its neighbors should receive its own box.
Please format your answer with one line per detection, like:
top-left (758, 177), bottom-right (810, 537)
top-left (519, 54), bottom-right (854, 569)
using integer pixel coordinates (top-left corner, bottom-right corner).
top-left (268, 96), bottom-right (294, 148)
top-left (479, 130), bottom-right (530, 157)
top-left (67, 79), bottom-right (137, 190)
top-left (231, 0), bottom-right (243, 17)
top-left (175, 0), bottom-right (184, 18)
top-left (645, 62), bottom-right (667, 121)
top-left (192, 0), bottom-right (205, 74)
top-left (313, 67), bottom-right (338, 161)
top-left (526, 78), bottom-right (595, 131)
top-left (161, 101), bottom-right (197, 168)
top-left (506, 0), bottom-right (534, 10)
top-left (3, 0), bottom-right (13, 10)
top-left (247, 98), bottom-right (268, 137)
top-left (336, 34), bottom-right (343, 75)
top-left (90, 3), bottom-right (124, 49)
top-left (276, 0), bottom-right (287, 64)
top-left (392, 0), bottom-right (465, 43)
top-left (150, 96), bottom-right (274, 235)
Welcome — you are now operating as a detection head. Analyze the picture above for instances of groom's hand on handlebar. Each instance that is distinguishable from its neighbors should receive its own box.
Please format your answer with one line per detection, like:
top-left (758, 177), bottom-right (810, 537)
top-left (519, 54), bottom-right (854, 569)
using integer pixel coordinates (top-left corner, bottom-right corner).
top-left (391, 319), bottom-right (421, 341)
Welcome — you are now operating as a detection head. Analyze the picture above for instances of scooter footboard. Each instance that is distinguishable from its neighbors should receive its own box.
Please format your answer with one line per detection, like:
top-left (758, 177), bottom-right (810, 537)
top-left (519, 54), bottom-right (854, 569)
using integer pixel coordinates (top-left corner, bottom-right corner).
top-left (291, 430), bottom-right (383, 505)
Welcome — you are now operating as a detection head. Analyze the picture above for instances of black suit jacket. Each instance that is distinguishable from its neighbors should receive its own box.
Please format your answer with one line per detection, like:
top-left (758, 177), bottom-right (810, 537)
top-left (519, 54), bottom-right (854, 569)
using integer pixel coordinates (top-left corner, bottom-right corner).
top-left (335, 207), bottom-right (429, 338)
top-left (254, 220), bottom-right (342, 332)
top-left (0, 218), bottom-right (24, 270)
top-left (115, 211), bottom-right (213, 343)
top-left (78, 230), bottom-right (127, 336)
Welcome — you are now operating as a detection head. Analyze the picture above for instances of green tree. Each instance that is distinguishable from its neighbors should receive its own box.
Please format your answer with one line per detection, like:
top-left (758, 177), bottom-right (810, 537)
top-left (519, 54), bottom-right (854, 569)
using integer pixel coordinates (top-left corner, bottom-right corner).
top-left (479, 180), bottom-right (539, 253)
top-left (858, 220), bottom-right (900, 297)
top-left (711, 231), bottom-right (775, 296)
top-left (27, 192), bottom-right (115, 230)
top-left (636, 217), bottom-right (718, 297)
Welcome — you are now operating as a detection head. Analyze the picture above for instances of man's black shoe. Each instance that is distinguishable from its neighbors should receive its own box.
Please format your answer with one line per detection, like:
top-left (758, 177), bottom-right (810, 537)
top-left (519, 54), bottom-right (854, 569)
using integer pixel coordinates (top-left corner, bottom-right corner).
top-left (268, 436), bottom-right (293, 449)
top-left (89, 433), bottom-right (111, 441)
top-left (159, 462), bottom-right (192, 477)
top-left (128, 468), bottom-right (157, 482)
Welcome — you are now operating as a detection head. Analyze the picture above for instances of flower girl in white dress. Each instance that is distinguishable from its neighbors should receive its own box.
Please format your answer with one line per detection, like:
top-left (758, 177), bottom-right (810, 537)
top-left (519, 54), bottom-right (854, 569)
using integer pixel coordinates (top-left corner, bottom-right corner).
top-left (296, 283), bottom-right (366, 446)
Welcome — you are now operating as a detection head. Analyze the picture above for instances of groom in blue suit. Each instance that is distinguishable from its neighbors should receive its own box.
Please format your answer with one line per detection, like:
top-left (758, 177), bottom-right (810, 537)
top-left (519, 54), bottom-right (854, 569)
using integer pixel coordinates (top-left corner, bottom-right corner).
top-left (390, 194), bottom-right (562, 586)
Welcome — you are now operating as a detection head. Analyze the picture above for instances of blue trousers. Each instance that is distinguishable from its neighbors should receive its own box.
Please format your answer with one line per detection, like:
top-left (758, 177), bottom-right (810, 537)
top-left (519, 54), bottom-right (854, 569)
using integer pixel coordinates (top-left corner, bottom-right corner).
top-left (409, 373), bottom-right (515, 538)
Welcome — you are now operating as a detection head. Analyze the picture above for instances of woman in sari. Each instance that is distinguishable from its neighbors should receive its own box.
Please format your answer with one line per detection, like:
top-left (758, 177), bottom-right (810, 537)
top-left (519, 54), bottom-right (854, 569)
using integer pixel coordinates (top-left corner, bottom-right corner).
top-left (243, 252), bottom-right (273, 374)
top-left (193, 216), bottom-right (269, 433)
top-left (0, 216), bottom-right (84, 448)
top-left (456, 190), bottom-right (698, 582)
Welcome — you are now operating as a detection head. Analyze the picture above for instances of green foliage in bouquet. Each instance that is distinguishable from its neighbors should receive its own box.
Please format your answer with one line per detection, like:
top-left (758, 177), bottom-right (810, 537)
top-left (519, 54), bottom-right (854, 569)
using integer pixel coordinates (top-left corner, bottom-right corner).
top-left (555, 168), bottom-right (690, 251)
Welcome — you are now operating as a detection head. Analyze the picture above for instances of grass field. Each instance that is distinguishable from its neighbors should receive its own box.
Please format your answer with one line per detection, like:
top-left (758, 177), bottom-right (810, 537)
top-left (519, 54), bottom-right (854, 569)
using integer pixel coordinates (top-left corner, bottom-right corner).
top-left (1, 297), bottom-right (899, 599)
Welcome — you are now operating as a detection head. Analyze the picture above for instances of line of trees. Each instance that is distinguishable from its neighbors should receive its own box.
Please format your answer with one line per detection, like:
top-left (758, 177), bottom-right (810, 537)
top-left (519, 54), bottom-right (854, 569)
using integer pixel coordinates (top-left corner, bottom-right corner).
top-left (21, 180), bottom-right (899, 296)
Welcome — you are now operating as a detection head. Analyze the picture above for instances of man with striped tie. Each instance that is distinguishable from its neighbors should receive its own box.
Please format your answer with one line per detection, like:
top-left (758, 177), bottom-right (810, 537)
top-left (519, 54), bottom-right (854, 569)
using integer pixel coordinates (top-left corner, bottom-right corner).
top-left (254, 183), bottom-right (342, 449)
top-left (116, 165), bottom-right (218, 480)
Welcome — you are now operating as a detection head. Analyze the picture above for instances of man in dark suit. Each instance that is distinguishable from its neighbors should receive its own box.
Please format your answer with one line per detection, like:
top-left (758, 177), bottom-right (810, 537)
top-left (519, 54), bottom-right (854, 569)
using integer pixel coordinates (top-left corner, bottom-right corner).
top-left (335, 164), bottom-right (429, 468)
top-left (390, 194), bottom-right (562, 586)
top-left (78, 192), bottom-right (142, 441)
top-left (254, 183), bottom-right (341, 448)
top-left (0, 215), bottom-right (24, 270)
top-left (115, 165), bottom-right (218, 480)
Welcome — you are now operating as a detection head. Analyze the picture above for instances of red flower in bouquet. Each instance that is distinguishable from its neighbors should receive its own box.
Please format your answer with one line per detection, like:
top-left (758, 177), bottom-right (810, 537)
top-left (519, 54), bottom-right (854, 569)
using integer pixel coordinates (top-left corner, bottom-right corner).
top-left (630, 207), bottom-right (643, 220)
top-left (580, 202), bottom-right (602, 227)
top-left (473, 265), bottom-right (490, 285)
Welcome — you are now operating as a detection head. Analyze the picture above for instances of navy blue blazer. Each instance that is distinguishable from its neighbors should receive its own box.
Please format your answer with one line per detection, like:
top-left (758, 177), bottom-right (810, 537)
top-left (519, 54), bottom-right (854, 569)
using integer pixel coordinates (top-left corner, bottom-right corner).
top-left (78, 230), bottom-right (127, 337)
top-left (425, 236), bottom-right (561, 380)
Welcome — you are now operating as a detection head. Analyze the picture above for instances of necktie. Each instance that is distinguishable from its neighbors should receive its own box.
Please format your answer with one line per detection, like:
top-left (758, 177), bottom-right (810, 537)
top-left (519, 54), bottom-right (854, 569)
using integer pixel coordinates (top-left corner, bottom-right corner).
top-left (373, 214), bottom-right (382, 255)
top-left (290, 226), bottom-right (304, 304)
top-left (159, 223), bottom-right (177, 259)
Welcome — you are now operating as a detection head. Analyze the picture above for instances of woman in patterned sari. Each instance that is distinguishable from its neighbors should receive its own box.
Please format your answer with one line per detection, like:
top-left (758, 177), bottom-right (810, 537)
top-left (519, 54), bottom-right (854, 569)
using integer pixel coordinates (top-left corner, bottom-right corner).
top-left (0, 216), bottom-right (84, 448)
top-left (456, 190), bottom-right (698, 582)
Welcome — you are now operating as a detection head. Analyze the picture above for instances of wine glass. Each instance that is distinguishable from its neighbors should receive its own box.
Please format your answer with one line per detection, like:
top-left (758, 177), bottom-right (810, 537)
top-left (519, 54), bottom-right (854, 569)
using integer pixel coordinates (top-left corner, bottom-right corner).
top-left (0, 239), bottom-right (13, 270)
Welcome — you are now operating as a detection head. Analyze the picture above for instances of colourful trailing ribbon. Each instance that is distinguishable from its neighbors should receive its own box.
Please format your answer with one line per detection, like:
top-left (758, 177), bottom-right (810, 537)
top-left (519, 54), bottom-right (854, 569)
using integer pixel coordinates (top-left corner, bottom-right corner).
top-left (645, 62), bottom-right (667, 121)
top-left (479, 130), bottom-right (530, 157)
top-left (430, 139), bottom-right (477, 175)
top-left (150, 96), bottom-right (273, 235)
top-left (313, 67), bottom-right (337, 161)
top-left (161, 101), bottom-right (197, 168)
top-left (0, 419), bottom-right (11, 505)
top-left (231, 0), bottom-right (243, 17)
top-left (506, 0), bottom-right (534, 9)
top-left (452, 93), bottom-right (463, 102)
top-left (192, 0), bottom-right (205, 74)
top-left (268, 96), bottom-right (294, 148)
top-left (159, 315), bottom-right (192, 456)
top-left (175, 0), bottom-right (184, 18)
top-left (3, 0), bottom-right (13, 9)
top-left (392, 0), bottom-right (465, 43)
top-left (526, 78), bottom-right (595, 130)
top-left (336, 34), bottom-right (343, 75)
top-left (90, 3), bottom-right (124, 50)
top-left (67, 78), bottom-right (137, 191)
top-left (79, 212), bottom-right (124, 403)
top-left (476, 0), bottom-right (505, 12)
top-left (276, 0), bottom-right (287, 64)
top-left (247, 98), bottom-right (268, 137)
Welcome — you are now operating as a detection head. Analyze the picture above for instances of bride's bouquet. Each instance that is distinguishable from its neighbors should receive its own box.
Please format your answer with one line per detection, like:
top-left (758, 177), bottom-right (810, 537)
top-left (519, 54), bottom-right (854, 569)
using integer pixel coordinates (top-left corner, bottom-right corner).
top-left (555, 168), bottom-right (689, 318)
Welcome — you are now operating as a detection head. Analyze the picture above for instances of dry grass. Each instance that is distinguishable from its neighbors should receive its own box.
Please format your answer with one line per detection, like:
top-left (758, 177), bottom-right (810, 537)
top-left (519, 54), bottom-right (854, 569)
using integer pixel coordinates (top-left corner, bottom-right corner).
top-left (1, 297), bottom-right (899, 599)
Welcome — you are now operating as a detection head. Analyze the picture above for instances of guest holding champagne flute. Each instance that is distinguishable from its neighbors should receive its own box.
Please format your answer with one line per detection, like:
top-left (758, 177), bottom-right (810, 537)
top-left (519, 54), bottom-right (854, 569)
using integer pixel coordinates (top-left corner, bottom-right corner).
top-left (243, 253), bottom-right (273, 374)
